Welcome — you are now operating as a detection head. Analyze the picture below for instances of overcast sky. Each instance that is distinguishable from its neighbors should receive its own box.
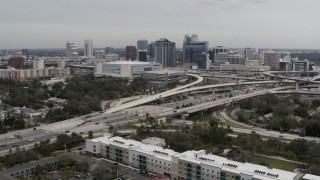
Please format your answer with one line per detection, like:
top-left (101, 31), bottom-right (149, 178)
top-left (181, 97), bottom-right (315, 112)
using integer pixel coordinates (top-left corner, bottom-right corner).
top-left (0, 0), bottom-right (319, 49)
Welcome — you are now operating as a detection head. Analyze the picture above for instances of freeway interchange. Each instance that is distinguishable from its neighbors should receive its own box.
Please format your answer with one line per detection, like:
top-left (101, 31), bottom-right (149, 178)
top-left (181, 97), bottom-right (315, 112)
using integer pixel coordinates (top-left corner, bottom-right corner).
top-left (1, 72), bottom-right (320, 154)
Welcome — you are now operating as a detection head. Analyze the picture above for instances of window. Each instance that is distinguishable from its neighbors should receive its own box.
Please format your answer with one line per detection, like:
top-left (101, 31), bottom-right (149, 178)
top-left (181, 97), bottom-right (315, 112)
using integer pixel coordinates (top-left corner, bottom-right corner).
top-left (93, 145), bottom-right (96, 148)
top-left (212, 170), bottom-right (214, 173)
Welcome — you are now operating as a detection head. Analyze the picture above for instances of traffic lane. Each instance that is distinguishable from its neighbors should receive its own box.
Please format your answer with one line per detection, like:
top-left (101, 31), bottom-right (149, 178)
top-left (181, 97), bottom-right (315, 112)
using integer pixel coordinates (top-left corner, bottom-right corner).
top-left (0, 133), bottom-right (57, 151)
top-left (0, 129), bottom-right (50, 145)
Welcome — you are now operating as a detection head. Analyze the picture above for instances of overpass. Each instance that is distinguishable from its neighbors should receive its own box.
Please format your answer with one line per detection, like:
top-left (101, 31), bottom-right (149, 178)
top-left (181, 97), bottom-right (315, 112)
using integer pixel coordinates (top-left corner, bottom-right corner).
top-left (106, 80), bottom-right (280, 114)
top-left (106, 73), bottom-right (204, 113)
top-left (151, 86), bottom-right (320, 119)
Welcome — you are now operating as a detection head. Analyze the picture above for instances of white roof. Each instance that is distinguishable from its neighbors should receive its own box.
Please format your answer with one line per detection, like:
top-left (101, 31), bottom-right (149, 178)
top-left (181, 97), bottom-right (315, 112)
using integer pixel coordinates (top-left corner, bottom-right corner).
top-left (303, 174), bottom-right (320, 180)
top-left (106, 60), bottom-right (151, 65)
top-left (179, 150), bottom-right (297, 180)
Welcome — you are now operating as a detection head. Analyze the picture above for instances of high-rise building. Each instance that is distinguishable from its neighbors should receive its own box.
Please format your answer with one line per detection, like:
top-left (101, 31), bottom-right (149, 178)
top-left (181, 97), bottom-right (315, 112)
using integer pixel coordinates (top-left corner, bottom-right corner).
top-left (137, 40), bottom-right (148, 51)
top-left (183, 34), bottom-right (209, 69)
top-left (148, 42), bottom-right (155, 58)
top-left (209, 46), bottom-right (228, 63)
top-left (33, 58), bottom-right (44, 69)
top-left (66, 41), bottom-right (79, 61)
top-left (137, 40), bottom-right (148, 60)
top-left (84, 39), bottom-right (93, 57)
top-left (154, 38), bottom-right (176, 67)
top-left (138, 50), bottom-right (147, 62)
top-left (214, 52), bottom-right (229, 65)
top-left (105, 54), bottom-right (119, 62)
top-left (176, 50), bottom-right (184, 63)
top-left (262, 51), bottom-right (280, 70)
top-left (105, 47), bottom-right (114, 54)
top-left (126, 46), bottom-right (137, 60)
top-left (21, 49), bottom-right (29, 59)
top-left (94, 50), bottom-right (105, 59)
top-left (228, 53), bottom-right (245, 65)
top-left (244, 47), bottom-right (256, 60)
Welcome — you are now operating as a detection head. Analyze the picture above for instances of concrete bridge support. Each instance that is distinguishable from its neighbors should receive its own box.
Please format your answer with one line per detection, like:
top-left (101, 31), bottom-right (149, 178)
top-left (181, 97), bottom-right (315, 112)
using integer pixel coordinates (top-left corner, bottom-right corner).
top-left (180, 113), bottom-right (189, 120)
top-left (295, 82), bottom-right (300, 91)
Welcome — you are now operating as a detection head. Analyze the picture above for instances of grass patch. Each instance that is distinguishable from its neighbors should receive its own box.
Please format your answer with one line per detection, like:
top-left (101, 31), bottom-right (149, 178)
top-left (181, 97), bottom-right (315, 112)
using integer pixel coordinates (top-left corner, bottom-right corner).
top-left (253, 155), bottom-right (298, 171)
top-left (223, 120), bottom-right (252, 129)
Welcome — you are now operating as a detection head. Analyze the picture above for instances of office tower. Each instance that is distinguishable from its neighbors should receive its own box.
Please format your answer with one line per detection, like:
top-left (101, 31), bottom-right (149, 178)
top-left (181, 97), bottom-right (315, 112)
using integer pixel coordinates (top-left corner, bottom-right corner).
top-left (94, 50), bottom-right (105, 59)
top-left (66, 41), bottom-right (79, 61)
top-left (244, 47), bottom-right (256, 60)
top-left (126, 46), bottom-right (137, 60)
top-left (214, 52), bottom-right (229, 65)
top-left (183, 34), bottom-right (209, 69)
top-left (262, 51), bottom-right (280, 70)
top-left (137, 40), bottom-right (148, 60)
top-left (84, 39), bottom-right (93, 57)
top-left (21, 49), bottom-right (29, 59)
top-left (33, 58), bottom-right (44, 69)
top-left (137, 40), bottom-right (148, 51)
top-left (105, 47), bottom-right (114, 54)
top-left (148, 42), bottom-right (155, 58)
top-left (176, 50), bottom-right (183, 63)
top-left (228, 53), bottom-right (245, 65)
top-left (209, 46), bottom-right (228, 63)
top-left (105, 54), bottom-right (119, 62)
top-left (154, 38), bottom-right (176, 67)
top-left (138, 50), bottom-right (147, 62)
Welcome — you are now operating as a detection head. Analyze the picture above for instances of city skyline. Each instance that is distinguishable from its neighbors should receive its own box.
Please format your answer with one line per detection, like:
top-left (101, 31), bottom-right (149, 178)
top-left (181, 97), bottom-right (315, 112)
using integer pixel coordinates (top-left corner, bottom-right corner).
top-left (1, 0), bottom-right (320, 49)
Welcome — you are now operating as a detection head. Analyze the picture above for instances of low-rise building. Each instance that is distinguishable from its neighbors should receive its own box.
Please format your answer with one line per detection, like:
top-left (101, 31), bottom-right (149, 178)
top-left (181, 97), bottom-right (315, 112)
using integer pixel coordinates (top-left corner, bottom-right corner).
top-left (94, 61), bottom-right (162, 78)
top-left (86, 135), bottom-right (305, 180)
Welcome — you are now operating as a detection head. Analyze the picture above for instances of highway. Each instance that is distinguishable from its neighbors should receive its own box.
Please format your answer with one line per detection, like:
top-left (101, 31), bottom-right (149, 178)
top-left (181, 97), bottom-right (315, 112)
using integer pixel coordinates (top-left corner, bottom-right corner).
top-left (1, 72), bottom-right (320, 154)
top-left (106, 80), bottom-right (280, 114)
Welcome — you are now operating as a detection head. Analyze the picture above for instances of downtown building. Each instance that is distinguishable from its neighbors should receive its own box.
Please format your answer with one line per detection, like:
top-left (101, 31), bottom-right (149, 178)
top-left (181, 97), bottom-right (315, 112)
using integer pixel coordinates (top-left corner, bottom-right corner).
top-left (86, 135), bottom-right (302, 180)
top-left (183, 34), bottom-right (209, 69)
top-left (84, 39), bottom-right (93, 57)
top-left (126, 46), bottom-right (137, 60)
top-left (66, 41), bottom-right (79, 61)
top-left (154, 38), bottom-right (176, 67)
top-left (262, 51), bottom-right (280, 71)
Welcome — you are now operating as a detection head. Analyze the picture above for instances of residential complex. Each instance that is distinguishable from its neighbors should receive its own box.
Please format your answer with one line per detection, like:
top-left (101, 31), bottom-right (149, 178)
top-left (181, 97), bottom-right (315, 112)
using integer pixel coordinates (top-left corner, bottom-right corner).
top-left (86, 135), bottom-right (300, 180)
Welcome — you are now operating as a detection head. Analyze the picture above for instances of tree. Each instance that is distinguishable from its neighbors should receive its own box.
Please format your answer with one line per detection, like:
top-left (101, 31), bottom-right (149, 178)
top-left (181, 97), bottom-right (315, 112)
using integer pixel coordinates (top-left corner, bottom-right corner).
top-left (288, 139), bottom-right (308, 159)
top-left (267, 138), bottom-right (282, 154)
top-left (145, 117), bottom-right (158, 128)
top-left (88, 131), bottom-right (93, 139)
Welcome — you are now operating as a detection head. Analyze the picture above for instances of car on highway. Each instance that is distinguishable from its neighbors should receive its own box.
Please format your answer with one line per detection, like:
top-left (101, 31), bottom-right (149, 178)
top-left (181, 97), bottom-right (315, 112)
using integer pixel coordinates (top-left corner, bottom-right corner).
top-left (103, 116), bottom-right (108, 119)
top-left (0, 144), bottom-right (7, 147)
top-left (65, 130), bottom-right (70, 133)
top-left (9, 136), bottom-right (14, 139)
top-left (45, 131), bottom-right (49, 134)
top-left (11, 144), bottom-right (19, 148)
top-left (28, 139), bottom-right (35, 142)
top-left (84, 115), bottom-right (92, 118)
top-left (95, 122), bottom-right (100, 125)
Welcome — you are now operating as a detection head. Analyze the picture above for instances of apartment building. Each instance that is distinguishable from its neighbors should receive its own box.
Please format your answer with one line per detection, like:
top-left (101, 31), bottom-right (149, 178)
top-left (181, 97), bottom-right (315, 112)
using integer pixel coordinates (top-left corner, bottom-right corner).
top-left (86, 135), bottom-right (306, 180)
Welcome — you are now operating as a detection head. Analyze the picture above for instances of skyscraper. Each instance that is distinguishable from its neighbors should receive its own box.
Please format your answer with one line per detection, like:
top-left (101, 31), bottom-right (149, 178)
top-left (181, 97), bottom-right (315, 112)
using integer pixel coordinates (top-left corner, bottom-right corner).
top-left (138, 50), bottom-right (147, 62)
top-left (148, 42), bottom-right (155, 58)
top-left (126, 46), bottom-right (137, 60)
top-left (154, 38), bottom-right (176, 67)
top-left (66, 41), bottom-right (79, 61)
top-left (262, 51), bottom-right (280, 70)
top-left (105, 47), bottom-right (114, 54)
top-left (84, 39), bottom-right (93, 57)
top-left (21, 49), bottom-right (29, 59)
top-left (137, 40), bottom-right (148, 51)
top-left (183, 34), bottom-right (209, 69)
